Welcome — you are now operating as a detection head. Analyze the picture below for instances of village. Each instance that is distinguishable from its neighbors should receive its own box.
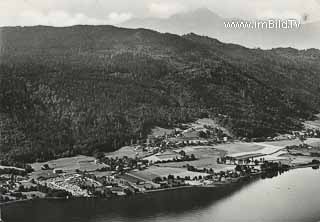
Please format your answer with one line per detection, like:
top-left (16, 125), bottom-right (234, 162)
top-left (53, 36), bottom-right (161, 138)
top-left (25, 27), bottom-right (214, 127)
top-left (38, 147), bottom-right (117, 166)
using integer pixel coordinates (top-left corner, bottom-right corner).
top-left (1, 118), bottom-right (320, 204)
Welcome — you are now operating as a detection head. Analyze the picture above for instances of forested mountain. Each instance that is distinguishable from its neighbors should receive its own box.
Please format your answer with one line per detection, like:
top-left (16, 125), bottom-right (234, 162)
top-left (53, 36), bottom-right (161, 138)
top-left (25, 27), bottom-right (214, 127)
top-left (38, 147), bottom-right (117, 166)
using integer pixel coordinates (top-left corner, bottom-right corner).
top-left (0, 25), bottom-right (320, 164)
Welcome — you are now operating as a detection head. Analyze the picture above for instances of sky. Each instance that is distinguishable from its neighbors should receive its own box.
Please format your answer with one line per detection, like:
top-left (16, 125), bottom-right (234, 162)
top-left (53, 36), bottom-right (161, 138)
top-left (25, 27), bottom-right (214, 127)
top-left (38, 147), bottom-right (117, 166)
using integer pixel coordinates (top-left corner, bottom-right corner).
top-left (0, 0), bottom-right (320, 27)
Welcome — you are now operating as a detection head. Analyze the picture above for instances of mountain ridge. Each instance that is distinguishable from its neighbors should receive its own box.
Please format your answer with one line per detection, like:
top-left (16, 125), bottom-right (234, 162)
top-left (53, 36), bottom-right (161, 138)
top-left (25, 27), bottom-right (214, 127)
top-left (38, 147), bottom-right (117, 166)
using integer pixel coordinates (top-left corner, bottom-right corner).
top-left (0, 25), bottom-right (319, 164)
top-left (122, 8), bottom-right (320, 49)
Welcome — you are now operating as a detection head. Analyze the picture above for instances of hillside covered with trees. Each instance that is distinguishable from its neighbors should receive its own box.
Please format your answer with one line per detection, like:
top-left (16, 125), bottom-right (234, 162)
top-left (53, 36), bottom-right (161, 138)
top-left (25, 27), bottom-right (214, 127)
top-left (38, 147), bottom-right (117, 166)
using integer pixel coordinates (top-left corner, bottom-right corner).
top-left (0, 25), bottom-right (320, 164)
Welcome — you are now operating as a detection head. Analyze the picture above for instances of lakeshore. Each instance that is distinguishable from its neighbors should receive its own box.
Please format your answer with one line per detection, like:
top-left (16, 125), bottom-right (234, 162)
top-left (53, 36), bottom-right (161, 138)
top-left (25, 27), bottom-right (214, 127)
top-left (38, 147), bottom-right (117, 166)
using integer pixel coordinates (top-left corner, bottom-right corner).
top-left (2, 167), bottom-right (320, 222)
top-left (0, 162), bottom-right (316, 208)
top-left (1, 118), bottom-right (320, 212)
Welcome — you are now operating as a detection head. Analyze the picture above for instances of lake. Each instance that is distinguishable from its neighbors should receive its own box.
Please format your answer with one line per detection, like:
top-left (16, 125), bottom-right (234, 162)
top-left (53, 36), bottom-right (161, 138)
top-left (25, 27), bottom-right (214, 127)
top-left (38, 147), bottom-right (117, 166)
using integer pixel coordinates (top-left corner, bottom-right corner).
top-left (2, 167), bottom-right (320, 222)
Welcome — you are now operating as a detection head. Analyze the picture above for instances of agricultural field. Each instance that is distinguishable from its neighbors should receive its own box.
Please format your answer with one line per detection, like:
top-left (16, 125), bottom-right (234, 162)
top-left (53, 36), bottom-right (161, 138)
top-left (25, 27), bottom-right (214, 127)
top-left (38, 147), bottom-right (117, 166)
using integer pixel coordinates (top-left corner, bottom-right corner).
top-left (262, 138), bottom-right (320, 148)
top-left (130, 166), bottom-right (209, 181)
top-left (304, 138), bottom-right (320, 148)
top-left (215, 142), bottom-right (264, 154)
top-left (119, 173), bottom-right (143, 184)
top-left (228, 143), bottom-right (286, 158)
top-left (289, 155), bottom-right (320, 165)
top-left (261, 139), bottom-right (301, 147)
top-left (30, 155), bottom-right (108, 179)
top-left (150, 126), bottom-right (175, 137)
top-left (31, 155), bottom-right (96, 171)
top-left (157, 146), bottom-right (234, 171)
top-left (105, 146), bottom-right (138, 159)
top-left (89, 171), bottom-right (114, 178)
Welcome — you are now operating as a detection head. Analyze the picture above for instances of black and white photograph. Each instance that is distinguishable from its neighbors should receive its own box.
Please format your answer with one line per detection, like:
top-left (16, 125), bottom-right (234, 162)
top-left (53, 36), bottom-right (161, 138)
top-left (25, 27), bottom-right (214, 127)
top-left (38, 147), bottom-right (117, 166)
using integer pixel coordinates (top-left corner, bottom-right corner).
top-left (1, 0), bottom-right (320, 221)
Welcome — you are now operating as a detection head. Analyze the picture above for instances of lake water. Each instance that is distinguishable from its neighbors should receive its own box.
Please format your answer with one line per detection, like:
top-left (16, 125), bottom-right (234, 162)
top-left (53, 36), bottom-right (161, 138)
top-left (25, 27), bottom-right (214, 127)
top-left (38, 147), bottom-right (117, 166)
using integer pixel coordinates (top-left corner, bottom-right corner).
top-left (2, 167), bottom-right (320, 222)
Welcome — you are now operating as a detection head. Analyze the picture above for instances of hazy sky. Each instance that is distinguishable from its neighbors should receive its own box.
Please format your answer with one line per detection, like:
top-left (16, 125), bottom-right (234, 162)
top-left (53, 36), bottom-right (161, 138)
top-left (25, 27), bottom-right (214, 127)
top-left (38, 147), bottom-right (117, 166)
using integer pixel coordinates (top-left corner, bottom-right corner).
top-left (0, 0), bottom-right (320, 26)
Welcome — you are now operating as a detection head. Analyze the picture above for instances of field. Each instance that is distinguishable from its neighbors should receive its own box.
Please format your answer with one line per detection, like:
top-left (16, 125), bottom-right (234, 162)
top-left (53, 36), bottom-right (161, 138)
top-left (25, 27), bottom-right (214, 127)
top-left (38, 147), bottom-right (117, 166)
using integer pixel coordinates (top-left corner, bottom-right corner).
top-left (0, 165), bottom-right (25, 171)
top-left (262, 138), bottom-right (320, 148)
top-left (304, 138), bottom-right (320, 148)
top-left (31, 155), bottom-right (96, 171)
top-left (89, 171), bottom-right (114, 178)
top-left (289, 155), bottom-right (320, 165)
top-left (30, 155), bottom-right (108, 179)
top-left (228, 143), bottom-right (286, 158)
top-left (304, 114), bottom-right (320, 129)
top-left (105, 146), bottom-right (137, 159)
top-left (157, 146), bottom-right (234, 171)
top-left (130, 166), bottom-right (209, 181)
top-left (215, 143), bottom-right (264, 154)
top-left (150, 127), bottom-right (175, 137)
top-left (221, 138), bottom-right (320, 165)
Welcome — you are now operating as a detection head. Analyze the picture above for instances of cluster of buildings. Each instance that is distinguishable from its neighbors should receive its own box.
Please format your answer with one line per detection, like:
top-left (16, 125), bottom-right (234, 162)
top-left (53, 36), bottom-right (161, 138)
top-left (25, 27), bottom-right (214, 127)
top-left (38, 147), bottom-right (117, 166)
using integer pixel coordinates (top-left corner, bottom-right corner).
top-left (133, 122), bottom-right (231, 161)
top-left (0, 173), bottom-right (41, 203)
top-left (40, 175), bottom-right (100, 197)
top-left (143, 150), bottom-right (196, 164)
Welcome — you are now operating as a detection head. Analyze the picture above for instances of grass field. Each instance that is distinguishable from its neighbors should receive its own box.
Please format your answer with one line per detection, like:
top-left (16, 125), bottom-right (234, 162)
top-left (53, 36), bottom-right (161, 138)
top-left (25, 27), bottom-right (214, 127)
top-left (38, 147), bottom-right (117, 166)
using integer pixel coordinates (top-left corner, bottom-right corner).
top-left (215, 143), bottom-right (264, 154)
top-left (31, 155), bottom-right (108, 179)
top-left (105, 146), bottom-right (137, 159)
top-left (157, 146), bottom-right (234, 171)
top-left (262, 138), bottom-right (320, 148)
top-left (150, 127), bottom-right (175, 137)
top-left (31, 155), bottom-right (95, 171)
top-left (90, 171), bottom-right (114, 178)
top-left (158, 160), bottom-right (235, 172)
top-left (130, 166), bottom-right (209, 181)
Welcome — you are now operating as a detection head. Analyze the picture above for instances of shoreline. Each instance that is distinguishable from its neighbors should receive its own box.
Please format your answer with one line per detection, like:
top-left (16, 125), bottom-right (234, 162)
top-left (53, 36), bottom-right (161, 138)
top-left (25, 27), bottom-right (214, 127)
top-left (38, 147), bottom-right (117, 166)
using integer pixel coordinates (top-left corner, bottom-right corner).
top-left (1, 163), bottom-right (318, 207)
top-left (0, 172), bottom-right (260, 206)
top-left (0, 196), bottom-right (66, 206)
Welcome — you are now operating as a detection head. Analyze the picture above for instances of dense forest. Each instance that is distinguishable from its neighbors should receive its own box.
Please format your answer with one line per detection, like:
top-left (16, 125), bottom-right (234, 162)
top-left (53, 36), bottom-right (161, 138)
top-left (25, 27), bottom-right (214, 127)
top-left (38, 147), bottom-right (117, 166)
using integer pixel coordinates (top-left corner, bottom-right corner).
top-left (0, 25), bottom-right (320, 164)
